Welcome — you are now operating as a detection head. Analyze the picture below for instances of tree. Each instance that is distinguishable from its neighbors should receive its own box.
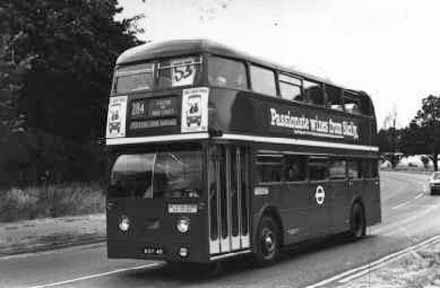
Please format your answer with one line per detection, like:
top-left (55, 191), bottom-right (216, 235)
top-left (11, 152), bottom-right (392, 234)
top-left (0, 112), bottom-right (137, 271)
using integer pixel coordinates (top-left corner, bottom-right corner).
top-left (377, 128), bottom-right (402, 168)
top-left (0, 0), bottom-right (145, 186)
top-left (6, 0), bottom-right (144, 140)
top-left (401, 95), bottom-right (440, 171)
top-left (0, 9), bottom-right (34, 135)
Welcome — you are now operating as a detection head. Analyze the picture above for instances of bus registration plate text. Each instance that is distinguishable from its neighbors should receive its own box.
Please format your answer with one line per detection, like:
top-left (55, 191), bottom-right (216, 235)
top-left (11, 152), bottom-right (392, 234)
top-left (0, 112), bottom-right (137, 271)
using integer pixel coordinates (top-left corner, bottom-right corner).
top-left (168, 204), bottom-right (198, 214)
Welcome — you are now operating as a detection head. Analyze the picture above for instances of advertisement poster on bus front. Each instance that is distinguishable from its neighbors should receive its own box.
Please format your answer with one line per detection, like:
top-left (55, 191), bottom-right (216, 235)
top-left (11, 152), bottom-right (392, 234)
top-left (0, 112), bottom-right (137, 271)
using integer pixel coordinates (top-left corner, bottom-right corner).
top-left (106, 96), bottom-right (127, 138)
top-left (181, 87), bottom-right (209, 133)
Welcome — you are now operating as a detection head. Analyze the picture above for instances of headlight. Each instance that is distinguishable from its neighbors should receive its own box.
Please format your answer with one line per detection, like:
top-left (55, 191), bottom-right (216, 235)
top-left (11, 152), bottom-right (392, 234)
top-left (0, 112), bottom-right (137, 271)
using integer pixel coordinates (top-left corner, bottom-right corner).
top-left (176, 217), bottom-right (190, 233)
top-left (119, 215), bottom-right (130, 232)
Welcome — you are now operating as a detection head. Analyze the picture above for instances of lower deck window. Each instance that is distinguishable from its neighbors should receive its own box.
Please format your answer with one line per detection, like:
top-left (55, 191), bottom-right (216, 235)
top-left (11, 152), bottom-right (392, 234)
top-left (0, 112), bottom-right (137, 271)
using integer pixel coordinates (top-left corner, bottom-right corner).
top-left (256, 155), bottom-right (282, 183)
top-left (309, 158), bottom-right (329, 181)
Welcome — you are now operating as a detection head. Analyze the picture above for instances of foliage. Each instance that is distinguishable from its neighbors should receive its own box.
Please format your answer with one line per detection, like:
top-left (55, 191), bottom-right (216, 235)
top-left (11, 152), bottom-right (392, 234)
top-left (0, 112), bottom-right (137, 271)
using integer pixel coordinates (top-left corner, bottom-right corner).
top-left (400, 95), bottom-right (440, 171)
top-left (0, 182), bottom-right (105, 222)
top-left (420, 155), bottom-right (430, 169)
top-left (377, 128), bottom-right (402, 168)
top-left (0, 0), bottom-right (144, 187)
top-left (7, 0), bottom-right (144, 139)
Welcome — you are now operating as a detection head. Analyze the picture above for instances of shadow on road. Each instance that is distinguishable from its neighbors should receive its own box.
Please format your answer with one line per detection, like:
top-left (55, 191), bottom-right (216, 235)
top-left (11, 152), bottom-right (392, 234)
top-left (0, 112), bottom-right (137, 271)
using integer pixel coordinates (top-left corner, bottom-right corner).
top-left (117, 233), bottom-right (377, 285)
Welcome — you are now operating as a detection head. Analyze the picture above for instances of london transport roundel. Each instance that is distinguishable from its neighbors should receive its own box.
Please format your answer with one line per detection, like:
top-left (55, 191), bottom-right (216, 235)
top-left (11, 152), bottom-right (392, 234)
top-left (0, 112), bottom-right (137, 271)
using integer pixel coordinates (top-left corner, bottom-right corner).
top-left (315, 185), bottom-right (325, 205)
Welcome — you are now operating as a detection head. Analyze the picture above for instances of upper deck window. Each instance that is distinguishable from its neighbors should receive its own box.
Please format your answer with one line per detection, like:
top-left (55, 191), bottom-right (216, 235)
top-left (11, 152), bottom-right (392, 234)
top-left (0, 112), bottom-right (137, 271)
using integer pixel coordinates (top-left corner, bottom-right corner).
top-left (158, 56), bottom-right (202, 88)
top-left (208, 56), bottom-right (248, 89)
top-left (250, 65), bottom-right (276, 96)
top-left (343, 91), bottom-right (362, 115)
top-left (326, 85), bottom-right (343, 111)
top-left (114, 63), bottom-right (154, 94)
top-left (303, 80), bottom-right (324, 106)
top-left (279, 74), bottom-right (303, 102)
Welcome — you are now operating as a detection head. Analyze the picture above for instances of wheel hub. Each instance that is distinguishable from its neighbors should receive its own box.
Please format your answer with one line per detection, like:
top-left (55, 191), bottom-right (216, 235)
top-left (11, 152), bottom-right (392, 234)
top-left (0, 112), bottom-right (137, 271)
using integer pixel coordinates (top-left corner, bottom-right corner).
top-left (262, 229), bottom-right (275, 255)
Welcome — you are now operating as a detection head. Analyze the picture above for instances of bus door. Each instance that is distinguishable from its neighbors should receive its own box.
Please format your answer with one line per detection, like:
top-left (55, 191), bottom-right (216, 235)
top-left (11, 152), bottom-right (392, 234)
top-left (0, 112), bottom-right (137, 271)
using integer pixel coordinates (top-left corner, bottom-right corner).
top-left (208, 145), bottom-right (250, 255)
top-left (307, 157), bottom-right (331, 236)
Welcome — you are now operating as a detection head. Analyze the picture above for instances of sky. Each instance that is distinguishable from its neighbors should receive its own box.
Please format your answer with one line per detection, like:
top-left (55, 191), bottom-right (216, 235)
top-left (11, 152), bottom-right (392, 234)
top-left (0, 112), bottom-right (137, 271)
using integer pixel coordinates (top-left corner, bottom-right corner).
top-left (118, 0), bottom-right (440, 129)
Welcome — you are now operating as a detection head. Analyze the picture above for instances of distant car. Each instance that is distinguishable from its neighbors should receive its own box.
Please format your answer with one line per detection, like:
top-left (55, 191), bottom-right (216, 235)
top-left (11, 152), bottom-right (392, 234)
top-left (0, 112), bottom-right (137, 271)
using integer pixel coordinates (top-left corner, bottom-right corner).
top-left (429, 172), bottom-right (440, 195)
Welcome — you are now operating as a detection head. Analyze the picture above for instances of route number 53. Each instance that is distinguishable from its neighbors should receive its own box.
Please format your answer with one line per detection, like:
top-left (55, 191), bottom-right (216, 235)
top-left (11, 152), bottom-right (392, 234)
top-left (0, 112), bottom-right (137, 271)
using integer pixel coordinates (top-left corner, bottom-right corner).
top-left (172, 64), bottom-right (195, 87)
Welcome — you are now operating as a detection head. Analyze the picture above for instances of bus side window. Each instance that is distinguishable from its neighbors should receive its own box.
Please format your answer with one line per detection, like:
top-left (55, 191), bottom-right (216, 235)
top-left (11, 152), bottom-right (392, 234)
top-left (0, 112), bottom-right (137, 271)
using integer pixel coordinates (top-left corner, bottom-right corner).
top-left (329, 159), bottom-right (346, 180)
top-left (308, 158), bottom-right (329, 181)
top-left (279, 74), bottom-right (303, 102)
top-left (347, 159), bottom-right (361, 179)
top-left (250, 65), bottom-right (277, 97)
top-left (207, 56), bottom-right (248, 89)
top-left (303, 80), bottom-right (324, 106)
top-left (256, 154), bottom-right (282, 183)
top-left (284, 155), bottom-right (306, 182)
top-left (326, 85), bottom-right (343, 111)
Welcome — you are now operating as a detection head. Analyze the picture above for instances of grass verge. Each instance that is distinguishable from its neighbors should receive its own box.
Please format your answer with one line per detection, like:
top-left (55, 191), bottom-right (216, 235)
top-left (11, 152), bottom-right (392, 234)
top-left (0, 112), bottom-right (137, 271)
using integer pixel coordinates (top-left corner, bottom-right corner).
top-left (339, 240), bottom-right (440, 288)
top-left (0, 183), bottom-right (105, 222)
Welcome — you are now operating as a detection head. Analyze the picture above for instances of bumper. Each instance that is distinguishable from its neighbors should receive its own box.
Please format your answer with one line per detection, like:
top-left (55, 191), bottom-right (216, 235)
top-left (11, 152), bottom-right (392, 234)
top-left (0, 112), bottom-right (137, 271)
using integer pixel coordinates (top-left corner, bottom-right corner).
top-left (107, 239), bottom-right (208, 263)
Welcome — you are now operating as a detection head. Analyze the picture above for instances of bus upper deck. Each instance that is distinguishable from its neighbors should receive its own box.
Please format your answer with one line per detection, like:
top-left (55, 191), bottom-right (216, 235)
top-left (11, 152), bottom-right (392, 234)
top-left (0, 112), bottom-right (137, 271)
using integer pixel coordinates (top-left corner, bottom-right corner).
top-left (107, 39), bottom-right (377, 158)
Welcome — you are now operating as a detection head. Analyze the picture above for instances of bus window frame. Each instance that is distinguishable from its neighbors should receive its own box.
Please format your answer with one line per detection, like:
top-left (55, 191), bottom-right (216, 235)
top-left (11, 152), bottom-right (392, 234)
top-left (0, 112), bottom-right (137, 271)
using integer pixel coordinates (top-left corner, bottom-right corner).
top-left (277, 72), bottom-right (304, 103)
top-left (346, 158), bottom-right (363, 180)
top-left (205, 54), bottom-right (250, 91)
top-left (325, 84), bottom-right (345, 112)
top-left (113, 62), bottom-right (156, 95)
top-left (249, 63), bottom-right (279, 98)
top-left (283, 154), bottom-right (308, 184)
top-left (111, 54), bottom-right (204, 96)
top-left (302, 79), bottom-right (326, 107)
top-left (157, 55), bottom-right (204, 90)
top-left (307, 156), bottom-right (330, 183)
top-left (255, 153), bottom-right (284, 184)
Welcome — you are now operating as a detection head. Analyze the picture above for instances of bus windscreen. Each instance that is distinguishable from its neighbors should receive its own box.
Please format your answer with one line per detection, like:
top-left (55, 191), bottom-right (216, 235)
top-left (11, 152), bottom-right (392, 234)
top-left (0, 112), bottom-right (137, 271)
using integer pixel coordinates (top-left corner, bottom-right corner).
top-left (109, 150), bottom-right (202, 199)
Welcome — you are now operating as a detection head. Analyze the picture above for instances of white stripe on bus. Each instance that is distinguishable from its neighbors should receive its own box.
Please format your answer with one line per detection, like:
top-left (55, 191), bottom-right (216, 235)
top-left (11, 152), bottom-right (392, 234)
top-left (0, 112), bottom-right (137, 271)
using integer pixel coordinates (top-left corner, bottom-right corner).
top-left (106, 133), bottom-right (210, 145)
top-left (106, 132), bottom-right (379, 152)
top-left (217, 133), bottom-right (379, 152)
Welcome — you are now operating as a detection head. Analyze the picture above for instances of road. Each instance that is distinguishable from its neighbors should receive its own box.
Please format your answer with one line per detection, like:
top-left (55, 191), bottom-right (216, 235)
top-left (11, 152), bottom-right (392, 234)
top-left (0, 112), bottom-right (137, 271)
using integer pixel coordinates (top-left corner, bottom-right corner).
top-left (2, 171), bottom-right (440, 288)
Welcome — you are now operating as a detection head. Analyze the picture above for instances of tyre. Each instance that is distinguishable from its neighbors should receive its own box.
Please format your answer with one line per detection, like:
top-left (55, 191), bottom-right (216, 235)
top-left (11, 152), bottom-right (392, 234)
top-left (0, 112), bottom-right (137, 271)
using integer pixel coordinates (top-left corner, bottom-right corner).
top-left (349, 203), bottom-right (366, 240)
top-left (254, 216), bottom-right (280, 266)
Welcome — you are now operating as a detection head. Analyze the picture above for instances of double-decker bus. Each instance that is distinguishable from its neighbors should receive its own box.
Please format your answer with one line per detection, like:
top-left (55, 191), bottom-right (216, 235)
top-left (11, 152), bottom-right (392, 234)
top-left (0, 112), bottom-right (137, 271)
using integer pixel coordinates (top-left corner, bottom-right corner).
top-left (105, 39), bottom-right (381, 266)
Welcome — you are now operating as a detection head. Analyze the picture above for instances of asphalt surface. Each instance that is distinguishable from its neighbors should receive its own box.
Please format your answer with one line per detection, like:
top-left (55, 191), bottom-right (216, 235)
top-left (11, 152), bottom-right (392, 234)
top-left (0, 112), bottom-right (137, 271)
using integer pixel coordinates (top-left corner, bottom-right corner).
top-left (2, 171), bottom-right (440, 288)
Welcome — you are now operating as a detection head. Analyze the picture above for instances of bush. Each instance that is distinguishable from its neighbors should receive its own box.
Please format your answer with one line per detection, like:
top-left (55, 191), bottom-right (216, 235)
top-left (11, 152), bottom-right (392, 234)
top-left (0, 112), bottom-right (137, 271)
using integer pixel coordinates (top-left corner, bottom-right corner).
top-left (0, 183), bottom-right (105, 222)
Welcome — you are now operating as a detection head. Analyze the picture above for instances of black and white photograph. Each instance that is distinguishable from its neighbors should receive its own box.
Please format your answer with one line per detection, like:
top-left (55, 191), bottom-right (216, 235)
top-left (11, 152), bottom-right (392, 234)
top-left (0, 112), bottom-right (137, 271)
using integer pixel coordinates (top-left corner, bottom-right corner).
top-left (1, 1), bottom-right (440, 287)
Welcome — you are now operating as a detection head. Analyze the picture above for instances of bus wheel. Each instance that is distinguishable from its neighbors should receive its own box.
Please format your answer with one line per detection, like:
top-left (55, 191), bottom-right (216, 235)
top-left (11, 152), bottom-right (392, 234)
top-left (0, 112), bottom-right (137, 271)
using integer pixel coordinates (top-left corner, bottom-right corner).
top-left (255, 216), bottom-right (280, 266)
top-left (350, 203), bottom-right (366, 240)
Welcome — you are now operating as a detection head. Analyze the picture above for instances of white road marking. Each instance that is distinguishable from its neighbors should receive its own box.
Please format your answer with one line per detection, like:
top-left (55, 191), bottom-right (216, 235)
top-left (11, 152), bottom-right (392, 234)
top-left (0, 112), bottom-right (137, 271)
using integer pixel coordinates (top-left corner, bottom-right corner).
top-left (392, 200), bottom-right (412, 210)
top-left (414, 193), bottom-right (423, 200)
top-left (303, 234), bottom-right (440, 288)
top-left (26, 263), bottom-right (161, 288)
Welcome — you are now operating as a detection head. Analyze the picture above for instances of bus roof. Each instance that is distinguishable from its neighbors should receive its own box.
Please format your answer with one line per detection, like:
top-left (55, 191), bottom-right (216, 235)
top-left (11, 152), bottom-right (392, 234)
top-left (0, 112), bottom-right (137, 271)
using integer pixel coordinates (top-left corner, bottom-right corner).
top-left (116, 38), bottom-right (364, 95)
